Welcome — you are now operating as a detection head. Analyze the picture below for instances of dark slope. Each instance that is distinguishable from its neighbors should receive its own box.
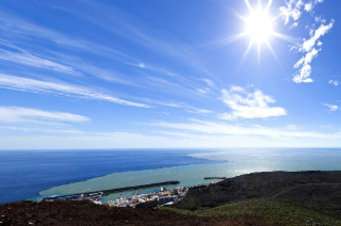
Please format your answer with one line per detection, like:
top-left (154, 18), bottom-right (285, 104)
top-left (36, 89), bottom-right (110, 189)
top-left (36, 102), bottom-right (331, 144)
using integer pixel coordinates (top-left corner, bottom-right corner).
top-left (273, 183), bottom-right (341, 218)
top-left (2, 171), bottom-right (341, 226)
top-left (188, 183), bottom-right (341, 226)
top-left (170, 171), bottom-right (341, 226)
top-left (174, 171), bottom-right (341, 210)
top-left (0, 200), bottom-right (267, 226)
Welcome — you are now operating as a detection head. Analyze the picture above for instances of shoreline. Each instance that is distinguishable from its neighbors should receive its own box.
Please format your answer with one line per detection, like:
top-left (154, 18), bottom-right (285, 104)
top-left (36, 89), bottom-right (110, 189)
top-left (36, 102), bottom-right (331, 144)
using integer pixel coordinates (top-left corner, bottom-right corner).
top-left (3, 148), bottom-right (341, 204)
top-left (40, 180), bottom-right (180, 203)
top-left (36, 162), bottom-right (226, 201)
top-left (0, 149), bottom-right (220, 204)
top-left (1, 170), bottom-right (341, 225)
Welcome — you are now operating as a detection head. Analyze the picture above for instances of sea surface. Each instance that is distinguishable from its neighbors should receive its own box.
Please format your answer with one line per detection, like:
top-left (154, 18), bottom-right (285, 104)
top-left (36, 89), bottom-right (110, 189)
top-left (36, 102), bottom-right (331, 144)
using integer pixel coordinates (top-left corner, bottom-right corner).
top-left (1, 148), bottom-right (341, 204)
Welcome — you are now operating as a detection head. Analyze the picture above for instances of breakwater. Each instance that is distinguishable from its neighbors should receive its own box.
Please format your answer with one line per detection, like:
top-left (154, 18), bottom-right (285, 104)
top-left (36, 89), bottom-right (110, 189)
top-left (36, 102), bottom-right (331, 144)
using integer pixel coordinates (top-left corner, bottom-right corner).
top-left (101, 180), bottom-right (180, 195)
top-left (204, 177), bottom-right (226, 180)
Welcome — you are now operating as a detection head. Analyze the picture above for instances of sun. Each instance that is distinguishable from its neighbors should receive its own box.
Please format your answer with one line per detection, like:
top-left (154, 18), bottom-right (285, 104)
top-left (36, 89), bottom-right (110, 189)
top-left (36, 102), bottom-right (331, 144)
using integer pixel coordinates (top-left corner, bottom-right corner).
top-left (244, 8), bottom-right (274, 44)
top-left (231, 0), bottom-right (289, 63)
top-left (219, 0), bottom-right (293, 64)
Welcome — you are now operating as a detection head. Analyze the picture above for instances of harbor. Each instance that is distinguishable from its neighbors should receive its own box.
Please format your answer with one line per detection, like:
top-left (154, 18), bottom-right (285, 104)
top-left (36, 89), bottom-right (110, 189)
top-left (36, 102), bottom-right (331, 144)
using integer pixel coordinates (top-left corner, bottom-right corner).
top-left (41, 180), bottom-right (180, 203)
top-left (39, 177), bottom-right (225, 208)
top-left (107, 186), bottom-right (188, 208)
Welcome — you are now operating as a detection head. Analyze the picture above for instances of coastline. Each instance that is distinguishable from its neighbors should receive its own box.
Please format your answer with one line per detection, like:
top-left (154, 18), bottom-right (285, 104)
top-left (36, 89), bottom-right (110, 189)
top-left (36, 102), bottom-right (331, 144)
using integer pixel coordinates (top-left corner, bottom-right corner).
top-left (36, 148), bottom-right (341, 204)
top-left (36, 162), bottom-right (226, 203)
top-left (2, 170), bottom-right (341, 226)
top-left (0, 149), bottom-right (220, 204)
top-left (2, 148), bottom-right (341, 204)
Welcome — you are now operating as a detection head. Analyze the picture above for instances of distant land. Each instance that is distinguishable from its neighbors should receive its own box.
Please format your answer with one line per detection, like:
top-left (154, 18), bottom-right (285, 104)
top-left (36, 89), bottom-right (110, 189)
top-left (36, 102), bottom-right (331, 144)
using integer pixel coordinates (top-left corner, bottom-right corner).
top-left (1, 171), bottom-right (341, 225)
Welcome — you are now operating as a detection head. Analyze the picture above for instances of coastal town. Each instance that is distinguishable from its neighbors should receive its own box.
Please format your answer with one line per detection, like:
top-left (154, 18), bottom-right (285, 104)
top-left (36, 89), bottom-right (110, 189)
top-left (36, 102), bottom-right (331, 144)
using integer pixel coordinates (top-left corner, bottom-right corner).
top-left (107, 186), bottom-right (188, 208)
top-left (39, 178), bottom-right (227, 209)
top-left (41, 186), bottom-right (189, 208)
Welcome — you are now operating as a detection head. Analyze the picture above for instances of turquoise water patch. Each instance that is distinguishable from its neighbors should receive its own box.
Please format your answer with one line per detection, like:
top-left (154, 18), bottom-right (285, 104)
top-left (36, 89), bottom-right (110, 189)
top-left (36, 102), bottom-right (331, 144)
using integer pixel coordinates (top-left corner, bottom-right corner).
top-left (37, 148), bottom-right (341, 203)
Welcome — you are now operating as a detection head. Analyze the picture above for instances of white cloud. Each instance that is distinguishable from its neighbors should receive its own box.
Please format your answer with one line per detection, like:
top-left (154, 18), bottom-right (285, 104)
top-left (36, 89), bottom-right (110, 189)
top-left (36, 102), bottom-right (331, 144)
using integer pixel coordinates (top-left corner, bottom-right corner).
top-left (279, 0), bottom-right (332, 83)
top-left (0, 131), bottom-right (338, 150)
top-left (293, 20), bottom-right (334, 83)
top-left (196, 88), bottom-right (207, 94)
top-left (139, 98), bottom-right (185, 108)
top-left (0, 74), bottom-right (149, 108)
top-left (289, 22), bottom-right (299, 29)
top-left (280, 0), bottom-right (324, 26)
top-left (0, 125), bottom-right (84, 134)
top-left (152, 119), bottom-right (337, 140)
top-left (304, 2), bottom-right (312, 11)
top-left (0, 132), bottom-right (177, 150)
top-left (293, 64), bottom-right (313, 83)
top-left (323, 103), bottom-right (338, 112)
top-left (202, 78), bottom-right (217, 89)
top-left (0, 106), bottom-right (89, 123)
top-left (280, 0), bottom-right (304, 25)
top-left (0, 106), bottom-right (89, 135)
top-left (194, 78), bottom-right (218, 95)
top-left (218, 86), bottom-right (286, 120)
top-left (186, 108), bottom-right (213, 115)
top-left (294, 48), bottom-right (319, 68)
top-left (329, 80), bottom-right (340, 86)
top-left (301, 21), bottom-right (334, 52)
top-left (293, 48), bottom-right (319, 82)
top-left (3, 119), bottom-right (341, 149)
top-left (3, 128), bottom-right (341, 149)
top-left (196, 109), bottom-right (213, 114)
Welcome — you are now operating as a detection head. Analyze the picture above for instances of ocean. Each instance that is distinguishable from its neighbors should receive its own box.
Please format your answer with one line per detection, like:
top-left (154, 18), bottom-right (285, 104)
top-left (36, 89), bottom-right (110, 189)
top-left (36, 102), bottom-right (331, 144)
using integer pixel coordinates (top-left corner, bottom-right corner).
top-left (1, 148), bottom-right (341, 204)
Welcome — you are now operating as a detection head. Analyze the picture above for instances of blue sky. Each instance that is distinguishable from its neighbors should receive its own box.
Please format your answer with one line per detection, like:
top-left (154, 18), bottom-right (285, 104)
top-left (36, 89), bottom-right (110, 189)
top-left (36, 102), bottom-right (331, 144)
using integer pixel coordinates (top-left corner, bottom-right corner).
top-left (1, 0), bottom-right (341, 149)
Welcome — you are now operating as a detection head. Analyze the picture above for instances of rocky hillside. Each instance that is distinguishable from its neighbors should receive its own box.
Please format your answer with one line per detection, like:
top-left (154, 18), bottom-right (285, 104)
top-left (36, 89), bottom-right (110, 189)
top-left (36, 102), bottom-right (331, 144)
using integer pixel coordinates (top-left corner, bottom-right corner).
top-left (174, 171), bottom-right (341, 210)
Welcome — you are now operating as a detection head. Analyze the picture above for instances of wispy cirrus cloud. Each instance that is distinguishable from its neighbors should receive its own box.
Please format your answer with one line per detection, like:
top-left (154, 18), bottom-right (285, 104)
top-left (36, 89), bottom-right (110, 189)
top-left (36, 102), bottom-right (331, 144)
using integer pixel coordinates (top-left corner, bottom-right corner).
top-left (0, 10), bottom-right (138, 65)
top-left (202, 78), bottom-right (217, 89)
top-left (141, 74), bottom-right (203, 98)
top-left (37, 0), bottom-right (220, 82)
top-left (46, 51), bottom-right (138, 85)
top-left (3, 121), bottom-right (341, 149)
top-left (152, 119), bottom-right (335, 140)
top-left (0, 106), bottom-right (88, 135)
top-left (0, 38), bottom-right (139, 86)
top-left (185, 108), bottom-right (213, 115)
top-left (0, 49), bottom-right (79, 75)
top-left (0, 125), bottom-right (84, 134)
top-left (0, 9), bottom-right (214, 104)
top-left (323, 103), bottom-right (338, 112)
top-left (218, 86), bottom-right (286, 120)
top-left (0, 74), bottom-right (149, 108)
top-left (0, 4), bottom-right (219, 114)
top-left (0, 106), bottom-right (89, 123)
